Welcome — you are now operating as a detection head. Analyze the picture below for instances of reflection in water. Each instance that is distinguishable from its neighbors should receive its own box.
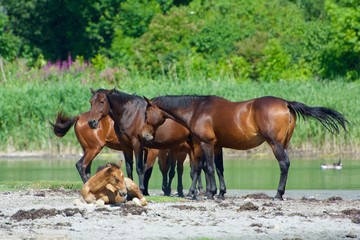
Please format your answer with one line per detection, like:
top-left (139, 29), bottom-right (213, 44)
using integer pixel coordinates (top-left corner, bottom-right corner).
top-left (0, 158), bottom-right (359, 190)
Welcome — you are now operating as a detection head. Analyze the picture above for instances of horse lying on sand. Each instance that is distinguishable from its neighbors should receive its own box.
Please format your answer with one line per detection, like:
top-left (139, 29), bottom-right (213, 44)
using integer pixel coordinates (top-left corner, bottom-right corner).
top-left (81, 163), bottom-right (147, 206)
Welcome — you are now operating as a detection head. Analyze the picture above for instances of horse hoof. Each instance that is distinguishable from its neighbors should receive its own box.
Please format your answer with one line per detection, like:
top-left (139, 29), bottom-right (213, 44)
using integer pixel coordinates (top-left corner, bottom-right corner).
top-left (217, 194), bottom-right (225, 200)
top-left (186, 193), bottom-right (198, 200)
top-left (272, 195), bottom-right (284, 201)
top-left (177, 192), bottom-right (185, 198)
top-left (205, 194), bottom-right (215, 200)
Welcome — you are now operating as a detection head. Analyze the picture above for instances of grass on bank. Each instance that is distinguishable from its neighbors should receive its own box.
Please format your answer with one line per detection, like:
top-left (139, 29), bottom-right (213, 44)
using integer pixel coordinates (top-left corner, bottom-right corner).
top-left (0, 69), bottom-right (358, 154)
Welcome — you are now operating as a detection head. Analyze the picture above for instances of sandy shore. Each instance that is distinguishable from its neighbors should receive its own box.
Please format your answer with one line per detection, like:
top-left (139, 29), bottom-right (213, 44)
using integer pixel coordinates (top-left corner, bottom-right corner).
top-left (0, 189), bottom-right (359, 240)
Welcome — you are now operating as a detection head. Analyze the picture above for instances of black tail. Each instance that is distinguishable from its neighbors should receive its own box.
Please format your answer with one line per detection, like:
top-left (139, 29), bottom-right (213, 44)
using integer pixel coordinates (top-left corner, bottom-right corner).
top-left (50, 112), bottom-right (78, 137)
top-left (287, 101), bottom-right (348, 134)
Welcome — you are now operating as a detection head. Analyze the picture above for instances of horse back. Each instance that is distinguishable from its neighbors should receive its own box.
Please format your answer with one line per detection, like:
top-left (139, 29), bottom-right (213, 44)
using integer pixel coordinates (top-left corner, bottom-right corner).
top-left (192, 96), bottom-right (293, 149)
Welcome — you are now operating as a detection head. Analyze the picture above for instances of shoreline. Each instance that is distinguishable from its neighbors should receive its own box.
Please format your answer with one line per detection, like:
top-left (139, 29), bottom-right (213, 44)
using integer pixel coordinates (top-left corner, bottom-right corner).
top-left (0, 148), bottom-right (358, 161)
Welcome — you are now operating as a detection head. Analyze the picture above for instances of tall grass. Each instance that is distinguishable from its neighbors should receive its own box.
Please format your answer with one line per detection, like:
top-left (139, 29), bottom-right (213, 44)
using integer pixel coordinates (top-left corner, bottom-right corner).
top-left (0, 61), bottom-right (358, 155)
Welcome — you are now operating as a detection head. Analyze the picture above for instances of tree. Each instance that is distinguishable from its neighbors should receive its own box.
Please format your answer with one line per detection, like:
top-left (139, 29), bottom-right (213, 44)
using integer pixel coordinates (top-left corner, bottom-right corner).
top-left (0, 9), bottom-right (20, 60)
top-left (1, 0), bottom-right (123, 61)
top-left (321, 0), bottom-right (360, 80)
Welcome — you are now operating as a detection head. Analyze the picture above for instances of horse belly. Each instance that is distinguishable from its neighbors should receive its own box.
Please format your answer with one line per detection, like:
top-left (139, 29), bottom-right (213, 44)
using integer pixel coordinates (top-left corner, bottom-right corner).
top-left (218, 133), bottom-right (264, 150)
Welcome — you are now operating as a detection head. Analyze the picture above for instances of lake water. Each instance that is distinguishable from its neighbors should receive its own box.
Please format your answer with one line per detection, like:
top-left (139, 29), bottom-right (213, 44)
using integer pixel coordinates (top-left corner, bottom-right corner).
top-left (0, 157), bottom-right (359, 190)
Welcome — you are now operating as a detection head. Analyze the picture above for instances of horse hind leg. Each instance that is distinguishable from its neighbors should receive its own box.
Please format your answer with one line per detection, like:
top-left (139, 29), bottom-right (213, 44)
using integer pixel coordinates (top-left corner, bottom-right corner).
top-left (214, 147), bottom-right (226, 199)
top-left (270, 143), bottom-right (290, 200)
top-left (158, 150), bottom-right (171, 196)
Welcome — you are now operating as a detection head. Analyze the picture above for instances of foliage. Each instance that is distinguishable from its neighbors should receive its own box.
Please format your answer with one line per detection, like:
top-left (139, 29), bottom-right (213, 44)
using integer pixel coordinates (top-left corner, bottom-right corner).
top-left (0, 0), bottom-right (359, 154)
top-left (0, 11), bottom-right (20, 60)
top-left (1, 0), bottom-right (123, 61)
top-left (1, 0), bottom-right (359, 80)
top-left (321, 0), bottom-right (360, 80)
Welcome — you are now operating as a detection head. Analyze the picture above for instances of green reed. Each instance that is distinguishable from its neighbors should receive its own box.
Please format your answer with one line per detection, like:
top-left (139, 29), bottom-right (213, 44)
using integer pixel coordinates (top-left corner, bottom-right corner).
top-left (0, 67), bottom-right (358, 154)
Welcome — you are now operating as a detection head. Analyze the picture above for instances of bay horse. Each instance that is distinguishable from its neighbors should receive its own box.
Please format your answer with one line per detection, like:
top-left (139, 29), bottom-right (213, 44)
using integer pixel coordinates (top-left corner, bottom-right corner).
top-left (51, 111), bottom-right (158, 195)
top-left (141, 95), bottom-right (348, 200)
top-left (87, 88), bottom-right (208, 196)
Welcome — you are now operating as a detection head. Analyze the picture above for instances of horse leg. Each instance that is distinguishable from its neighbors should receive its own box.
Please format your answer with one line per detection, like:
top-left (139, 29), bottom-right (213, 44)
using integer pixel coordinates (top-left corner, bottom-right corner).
top-left (200, 155), bottom-right (210, 195)
top-left (186, 142), bottom-right (203, 199)
top-left (188, 159), bottom-right (202, 199)
top-left (271, 143), bottom-right (290, 200)
top-left (158, 150), bottom-right (170, 196)
top-left (189, 158), bottom-right (204, 195)
top-left (122, 149), bottom-right (134, 180)
top-left (176, 152), bottom-right (186, 197)
top-left (143, 149), bottom-right (158, 196)
top-left (76, 148), bottom-right (101, 183)
top-left (196, 172), bottom-right (204, 195)
top-left (166, 150), bottom-right (177, 196)
top-left (200, 142), bottom-right (217, 198)
top-left (133, 142), bottom-right (145, 194)
top-left (215, 147), bottom-right (226, 199)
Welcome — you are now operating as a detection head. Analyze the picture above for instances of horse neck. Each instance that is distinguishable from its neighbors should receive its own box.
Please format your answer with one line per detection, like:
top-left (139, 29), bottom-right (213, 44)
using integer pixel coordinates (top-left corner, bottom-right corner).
top-left (108, 94), bottom-right (146, 129)
top-left (157, 104), bottom-right (194, 131)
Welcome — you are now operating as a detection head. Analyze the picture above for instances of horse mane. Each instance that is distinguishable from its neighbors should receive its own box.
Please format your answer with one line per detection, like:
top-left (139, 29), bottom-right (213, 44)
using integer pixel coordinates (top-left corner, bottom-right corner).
top-left (152, 95), bottom-right (215, 110)
top-left (96, 162), bottom-right (120, 173)
top-left (95, 88), bottom-right (143, 105)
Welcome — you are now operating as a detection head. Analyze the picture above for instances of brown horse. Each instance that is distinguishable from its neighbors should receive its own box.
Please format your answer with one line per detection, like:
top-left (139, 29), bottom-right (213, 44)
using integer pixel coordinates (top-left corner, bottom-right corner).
top-left (52, 112), bottom-right (134, 182)
top-left (82, 162), bottom-right (147, 206)
top-left (141, 95), bottom-right (348, 200)
top-left (87, 88), bottom-right (206, 196)
top-left (52, 111), bottom-right (159, 195)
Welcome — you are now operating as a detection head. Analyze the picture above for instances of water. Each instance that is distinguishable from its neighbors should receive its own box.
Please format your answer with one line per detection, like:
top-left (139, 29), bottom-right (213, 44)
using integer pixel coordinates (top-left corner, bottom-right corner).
top-left (0, 157), bottom-right (359, 190)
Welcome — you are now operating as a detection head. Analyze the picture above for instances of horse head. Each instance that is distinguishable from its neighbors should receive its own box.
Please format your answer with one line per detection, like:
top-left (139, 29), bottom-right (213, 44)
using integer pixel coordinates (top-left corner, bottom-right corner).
top-left (88, 88), bottom-right (114, 129)
top-left (142, 96), bottom-right (172, 142)
top-left (104, 163), bottom-right (127, 198)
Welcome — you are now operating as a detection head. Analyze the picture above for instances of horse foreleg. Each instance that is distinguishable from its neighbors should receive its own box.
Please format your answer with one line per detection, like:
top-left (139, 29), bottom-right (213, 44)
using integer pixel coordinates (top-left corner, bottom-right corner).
top-left (176, 152), bottom-right (186, 197)
top-left (143, 148), bottom-right (158, 196)
top-left (76, 148), bottom-right (101, 183)
top-left (158, 150), bottom-right (170, 195)
top-left (133, 142), bottom-right (145, 194)
top-left (271, 144), bottom-right (290, 200)
top-left (167, 150), bottom-right (177, 196)
top-left (123, 149), bottom-right (134, 180)
top-left (215, 147), bottom-right (226, 199)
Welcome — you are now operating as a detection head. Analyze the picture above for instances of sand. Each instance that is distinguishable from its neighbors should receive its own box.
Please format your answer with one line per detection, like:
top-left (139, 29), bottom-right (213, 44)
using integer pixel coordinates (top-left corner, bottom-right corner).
top-left (0, 189), bottom-right (359, 240)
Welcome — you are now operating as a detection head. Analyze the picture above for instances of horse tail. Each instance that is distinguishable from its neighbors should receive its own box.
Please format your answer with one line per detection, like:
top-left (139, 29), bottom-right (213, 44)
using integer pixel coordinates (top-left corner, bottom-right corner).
top-left (287, 101), bottom-right (348, 134)
top-left (50, 112), bottom-right (79, 137)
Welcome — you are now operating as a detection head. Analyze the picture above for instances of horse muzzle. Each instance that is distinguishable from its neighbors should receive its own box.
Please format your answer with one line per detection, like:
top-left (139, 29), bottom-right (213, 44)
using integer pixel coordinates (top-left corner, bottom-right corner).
top-left (142, 132), bottom-right (154, 142)
top-left (88, 119), bottom-right (98, 129)
top-left (118, 190), bottom-right (127, 198)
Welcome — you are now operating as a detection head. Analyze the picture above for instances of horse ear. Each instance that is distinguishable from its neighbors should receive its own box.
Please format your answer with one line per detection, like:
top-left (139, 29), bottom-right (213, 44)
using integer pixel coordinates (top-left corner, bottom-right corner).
top-left (109, 87), bottom-right (116, 95)
top-left (90, 88), bottom-right (95, 95)
top-left (118, 160), bottom-right (123, 168)
top-left (106, 167), bottom-right (113, 174)
top-left (143, 96), bottom-right (152, 106)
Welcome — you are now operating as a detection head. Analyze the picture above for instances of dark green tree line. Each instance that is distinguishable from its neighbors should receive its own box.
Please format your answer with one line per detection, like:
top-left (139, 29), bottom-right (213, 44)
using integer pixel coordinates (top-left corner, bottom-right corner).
top-left (1, 0), bottom-right (360, 81)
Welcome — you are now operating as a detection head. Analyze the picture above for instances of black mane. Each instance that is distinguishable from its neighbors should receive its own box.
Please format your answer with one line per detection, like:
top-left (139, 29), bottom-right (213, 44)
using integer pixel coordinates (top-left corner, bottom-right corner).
top-left (152, 95), bottom-right (215, 110)
top-left (95, 88), bottom-right (143, 105)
